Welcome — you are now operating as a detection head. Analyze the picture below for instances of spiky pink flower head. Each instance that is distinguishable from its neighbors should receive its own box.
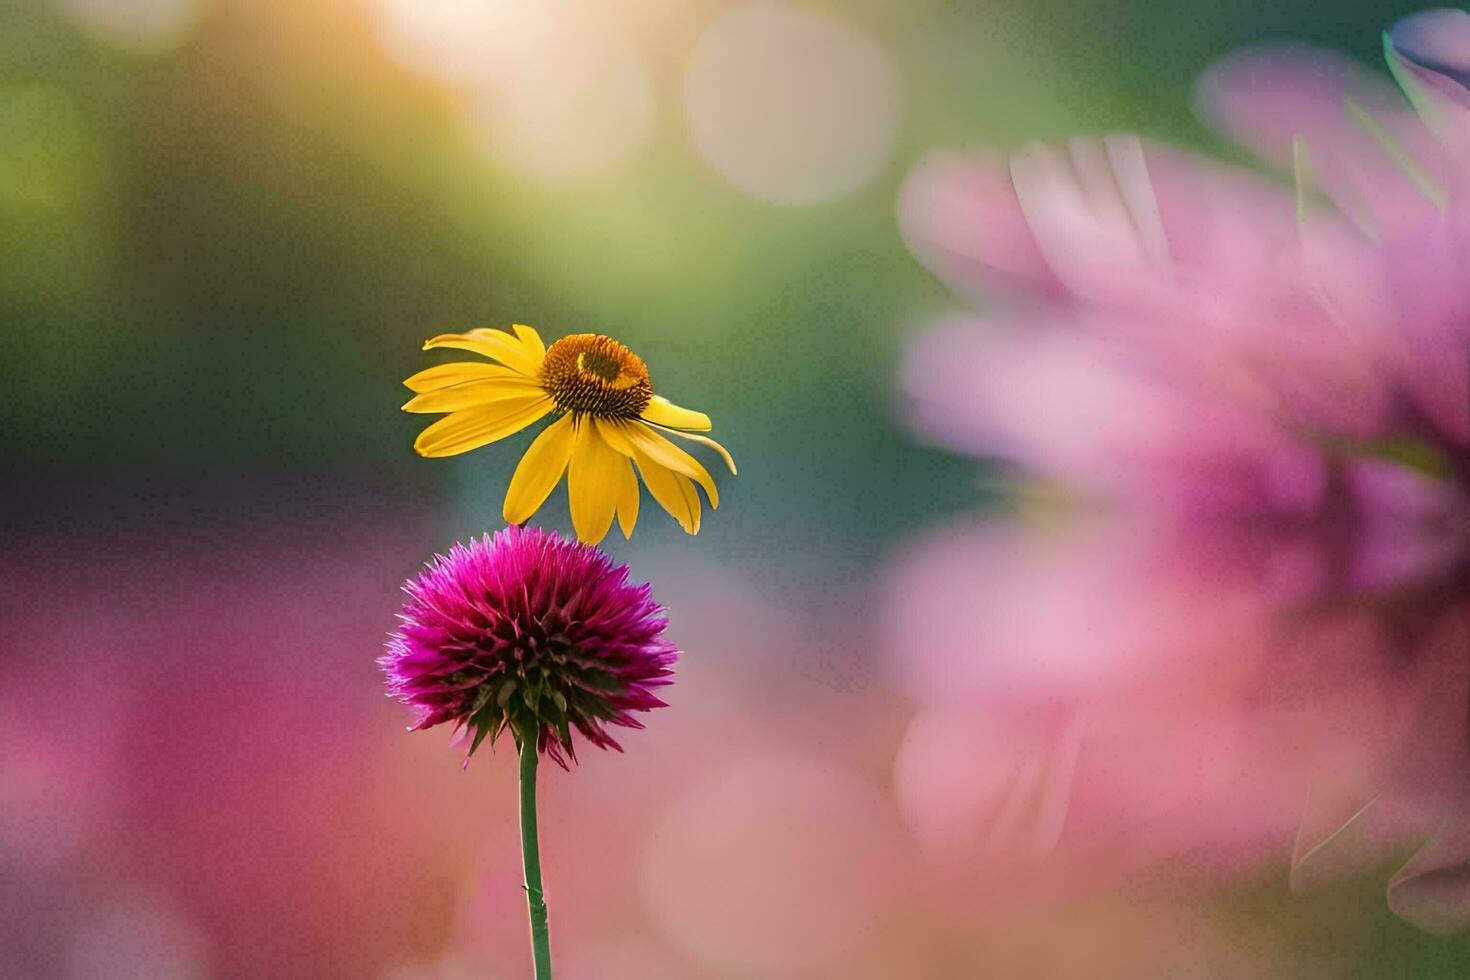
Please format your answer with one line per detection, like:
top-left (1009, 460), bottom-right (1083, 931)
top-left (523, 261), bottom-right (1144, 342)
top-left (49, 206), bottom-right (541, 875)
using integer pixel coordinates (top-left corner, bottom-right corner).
top-left (381, 526), bottom-right (676, 767)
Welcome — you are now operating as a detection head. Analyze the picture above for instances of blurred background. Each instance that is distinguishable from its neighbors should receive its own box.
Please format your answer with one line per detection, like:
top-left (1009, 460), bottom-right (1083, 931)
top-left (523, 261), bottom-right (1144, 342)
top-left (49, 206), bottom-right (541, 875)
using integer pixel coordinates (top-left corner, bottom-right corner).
top-left (4, 0), bottom-right (1467, 976)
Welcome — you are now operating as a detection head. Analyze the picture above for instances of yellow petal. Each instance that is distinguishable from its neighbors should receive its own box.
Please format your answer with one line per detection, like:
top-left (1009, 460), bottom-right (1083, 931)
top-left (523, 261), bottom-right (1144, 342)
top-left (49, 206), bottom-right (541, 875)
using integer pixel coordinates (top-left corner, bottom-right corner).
top-left (592, 417), bottom-right (636, 457)
top-left (402, 377), bottom-right (547, 414)
top-left (615, 455), bottom-right (639, 539)
top-left (643, 421), bottom-right (737, 475)
top-left (624, 423), bottom-right (719, 508)
top-left (469, 326), bottom-right (547, 371)
top-left (503, 413), bottom-right (575, 525)
top-left (424, 329), bottom-right (542, 377)
top-left (567, 421), bottom-right (623, 544)
top-left (413, 396), bottom-right (553, 458)
top-left (633, 448), bottom-right (701, 534)
top-left (675, 473), bottom-right (701, 533)
top-left (403, 361), bottom-right (522, 393)
top-left (511, 324), bottom-right (546, 361)
top-left (640, 395), bottom-right (711, 431)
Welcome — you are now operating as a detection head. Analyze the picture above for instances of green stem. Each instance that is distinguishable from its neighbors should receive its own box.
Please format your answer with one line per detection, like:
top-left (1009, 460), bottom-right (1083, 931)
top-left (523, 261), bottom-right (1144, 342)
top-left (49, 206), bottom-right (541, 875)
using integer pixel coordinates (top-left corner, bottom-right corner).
top-left (519, 733), bottom-right (553, 979)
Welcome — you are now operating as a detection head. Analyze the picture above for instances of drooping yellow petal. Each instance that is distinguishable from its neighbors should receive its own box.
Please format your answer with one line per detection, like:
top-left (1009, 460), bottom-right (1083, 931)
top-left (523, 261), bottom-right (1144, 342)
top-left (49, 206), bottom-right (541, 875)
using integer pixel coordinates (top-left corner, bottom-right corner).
top-left (633, 447), bottom-right (701, 534)
top-left (567, 420), bottom-right (624, 544)
top-left (592, 417), bottom-right (636, 457)
top-left (615, 454), bottom-right (639, 539)
top-left (403, 361), bottom-right (522, 394)
top-left (413, 395), bottom-right (553, 458)
top-left (585, 420), bottom-right (643, 537)
top-left (674, 472), bottom-right (702, 533)
top-left (424, 329), bottom-right (542, 377)
top-left (624, 423), bottom-right (718, 508)
top-left (503, 412), bottom-right (575, 524)
top-left (511, 324), bottom-right (546, 362)
top-left (402, 377), bottom-right (547, 414)
top-left (643, 421), bottom-right (737, 474)
top-left (640, 395), bottom-right (711, 431)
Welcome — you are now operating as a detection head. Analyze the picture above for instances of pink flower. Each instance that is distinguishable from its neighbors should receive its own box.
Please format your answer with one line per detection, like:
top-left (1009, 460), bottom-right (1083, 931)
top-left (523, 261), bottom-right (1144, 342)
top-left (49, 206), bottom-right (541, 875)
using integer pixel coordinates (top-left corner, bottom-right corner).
top-left (382, 527), bottom-right (676, 766)
top-left (890, 8), bottom-right (1470, 926)
top-left (897, 8), bottom-right (1470, 559)
top-left (900, 12), bottom-right (1470, 499)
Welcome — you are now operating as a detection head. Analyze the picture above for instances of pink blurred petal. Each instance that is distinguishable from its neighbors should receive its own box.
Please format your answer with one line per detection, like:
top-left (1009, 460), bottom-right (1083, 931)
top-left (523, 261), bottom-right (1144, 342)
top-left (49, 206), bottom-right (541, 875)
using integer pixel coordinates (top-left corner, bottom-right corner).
top-left (896, 148), bottom-right (1062, 303)
top-left (1380, 221), bottom-right (1470, 446)
top-left (1005, 137), bottom-right (1301, 317)
top-left (1387, 8), bottom-right (1470, 156)
top-left (901, 316), bottom-right (1334, 516)
top-left (1389, 818), bottom-right (1470, 934)
top-left (882, 519), bottom-right (1275, 705)
top-left (1291, 793), bottom-right (1430, 894)
top-left (1197, 43), bottom-right (1454, 236)
top-left (894, 707), bottom-right (1080, 870)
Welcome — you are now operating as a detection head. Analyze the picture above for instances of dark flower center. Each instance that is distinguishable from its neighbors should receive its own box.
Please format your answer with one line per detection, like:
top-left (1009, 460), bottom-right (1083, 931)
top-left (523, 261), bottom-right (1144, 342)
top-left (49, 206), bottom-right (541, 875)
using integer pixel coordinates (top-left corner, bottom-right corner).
top-left (539, 334), bottom-right (653, 419)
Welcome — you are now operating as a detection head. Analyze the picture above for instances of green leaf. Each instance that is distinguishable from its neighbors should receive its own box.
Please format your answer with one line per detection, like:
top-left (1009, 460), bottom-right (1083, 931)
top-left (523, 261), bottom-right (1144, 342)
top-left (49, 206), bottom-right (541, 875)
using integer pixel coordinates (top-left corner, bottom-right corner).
top-left (467, 722), bottom-right (492, 757)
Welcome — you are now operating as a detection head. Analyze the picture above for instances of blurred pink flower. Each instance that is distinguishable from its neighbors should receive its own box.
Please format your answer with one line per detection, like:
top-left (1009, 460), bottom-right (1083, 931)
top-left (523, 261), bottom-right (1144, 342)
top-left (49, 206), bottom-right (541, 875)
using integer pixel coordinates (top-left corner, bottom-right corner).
top-left (892, 8), bottom-right (1470, 928)
top-left (900, 14), bottom-right (1470, 499)
top-left (0, 491), bottom-right (500, 977)
top-left (884, 513), bottom-right (1470, 918)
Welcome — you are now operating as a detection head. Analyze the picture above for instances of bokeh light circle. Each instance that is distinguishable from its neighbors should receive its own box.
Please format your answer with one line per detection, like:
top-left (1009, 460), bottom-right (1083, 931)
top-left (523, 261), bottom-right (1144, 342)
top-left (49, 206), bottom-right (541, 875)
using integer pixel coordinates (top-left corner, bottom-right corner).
top-left (55, 0), bottom-right (204, 54)
top-left (463, 38), bottom-right (654, 185)
top-left (683, 3), bottom-right (900, 204)
top-left (372, 0), bottom-right (655, 185)
top-left (640, 756), bottom-right (897, 973)
top-left (371, 0), bottom-right (517, 85)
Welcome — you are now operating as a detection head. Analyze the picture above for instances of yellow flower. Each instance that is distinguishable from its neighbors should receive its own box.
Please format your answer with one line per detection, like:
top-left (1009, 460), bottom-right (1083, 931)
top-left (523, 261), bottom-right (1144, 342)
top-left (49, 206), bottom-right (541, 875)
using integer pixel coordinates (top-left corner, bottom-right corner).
top-left (403, 325), bottom-right (736, 544)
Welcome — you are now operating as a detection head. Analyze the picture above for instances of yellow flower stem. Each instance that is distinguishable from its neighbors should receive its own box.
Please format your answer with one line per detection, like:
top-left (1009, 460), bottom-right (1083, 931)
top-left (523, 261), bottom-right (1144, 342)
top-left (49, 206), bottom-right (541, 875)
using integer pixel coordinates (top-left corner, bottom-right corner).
top-left (519, 733), bottom-right (553, 979)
